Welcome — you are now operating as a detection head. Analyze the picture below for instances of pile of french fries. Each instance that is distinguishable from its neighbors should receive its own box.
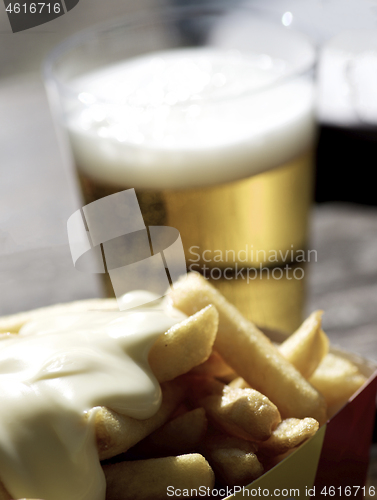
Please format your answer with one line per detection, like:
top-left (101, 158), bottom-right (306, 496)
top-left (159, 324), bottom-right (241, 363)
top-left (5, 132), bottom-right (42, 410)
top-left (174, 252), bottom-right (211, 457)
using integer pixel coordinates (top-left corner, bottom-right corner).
top-left (0, 273), bottom-right (368, 500)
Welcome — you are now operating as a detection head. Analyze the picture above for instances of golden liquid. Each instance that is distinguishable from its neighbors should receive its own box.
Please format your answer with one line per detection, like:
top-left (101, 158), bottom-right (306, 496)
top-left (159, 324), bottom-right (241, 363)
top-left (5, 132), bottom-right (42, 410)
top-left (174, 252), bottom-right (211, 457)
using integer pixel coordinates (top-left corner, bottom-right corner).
top-left (77, 150), bottom-right (313, 334)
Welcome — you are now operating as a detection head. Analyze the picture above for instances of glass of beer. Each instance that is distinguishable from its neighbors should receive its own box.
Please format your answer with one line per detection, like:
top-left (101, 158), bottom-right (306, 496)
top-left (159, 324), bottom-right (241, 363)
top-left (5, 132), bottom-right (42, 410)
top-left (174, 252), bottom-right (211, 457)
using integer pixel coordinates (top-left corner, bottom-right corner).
top-left (44, 4), bottom-right (316, 333)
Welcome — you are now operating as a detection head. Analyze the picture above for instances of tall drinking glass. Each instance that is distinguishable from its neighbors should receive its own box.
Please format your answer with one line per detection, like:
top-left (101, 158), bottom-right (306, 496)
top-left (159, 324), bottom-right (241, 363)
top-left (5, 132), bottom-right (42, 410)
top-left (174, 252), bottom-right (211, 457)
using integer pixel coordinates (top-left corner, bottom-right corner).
top-left (45, 4), bottom-right (316, 333)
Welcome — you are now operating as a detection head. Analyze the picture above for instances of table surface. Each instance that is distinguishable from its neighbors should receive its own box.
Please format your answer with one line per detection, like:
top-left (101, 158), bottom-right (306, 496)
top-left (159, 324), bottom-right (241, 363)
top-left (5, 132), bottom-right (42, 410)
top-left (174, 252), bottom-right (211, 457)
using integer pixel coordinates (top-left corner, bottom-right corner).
top-left (1, 74), bottom-right (377, 488)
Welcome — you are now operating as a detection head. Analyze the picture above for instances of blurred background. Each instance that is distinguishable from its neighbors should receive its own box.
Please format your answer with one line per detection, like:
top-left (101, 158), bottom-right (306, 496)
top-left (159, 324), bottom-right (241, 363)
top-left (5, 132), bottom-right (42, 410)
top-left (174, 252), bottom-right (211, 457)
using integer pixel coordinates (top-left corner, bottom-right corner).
top-left (1, 0), bottom-right (377, 353)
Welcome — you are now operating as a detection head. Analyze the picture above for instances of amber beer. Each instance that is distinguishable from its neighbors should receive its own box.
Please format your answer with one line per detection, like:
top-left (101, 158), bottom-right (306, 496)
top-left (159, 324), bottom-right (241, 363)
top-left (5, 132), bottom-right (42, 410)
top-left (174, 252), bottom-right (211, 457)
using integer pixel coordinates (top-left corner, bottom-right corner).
top-left (62, 44), bottom-right (315, 334)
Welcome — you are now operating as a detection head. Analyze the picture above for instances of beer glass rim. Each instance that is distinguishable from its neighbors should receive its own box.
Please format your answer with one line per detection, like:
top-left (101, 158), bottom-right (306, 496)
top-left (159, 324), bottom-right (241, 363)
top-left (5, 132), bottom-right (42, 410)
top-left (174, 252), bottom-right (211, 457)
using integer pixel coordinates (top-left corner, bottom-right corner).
top-left (44, 2), bottom-right (317, 107)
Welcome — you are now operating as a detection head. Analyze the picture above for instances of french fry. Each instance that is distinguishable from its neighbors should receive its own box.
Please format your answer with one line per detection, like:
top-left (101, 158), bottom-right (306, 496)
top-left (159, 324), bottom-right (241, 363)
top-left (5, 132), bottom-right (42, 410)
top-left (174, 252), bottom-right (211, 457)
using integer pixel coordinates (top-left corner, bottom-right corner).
top-left (190, 351), bottom-right (235, 380)
top-left (92, 379), bottom-right (186, 460)
top-left (230, 315), bottom-right (332, 418)
top-left (201, 387), bottom-right (280, 442)
top-left (279, 311), bottom-right (329, 379)
top-left (309, 353), bottom-right (367, 409)
top-left (149, 305), bottom-right (218, 382)
top-left (186, 376), bottom-right (281, 442)
top-left (258, 418), bottom-right (319, 456)
top-left (0, 298), bottom-right (117, 334)
top-left (201, 434), bottom-right (263, 487)
top-left (185, 374), bottom-right (225, 400)
top-left (103, 454), bottom-right (215, 500)
top-left (131, 408), bottom-right (208, 457)
top-left (228, 377), bottom-right (250, 390)
top-left (168, 273), bottom-right (327, 424)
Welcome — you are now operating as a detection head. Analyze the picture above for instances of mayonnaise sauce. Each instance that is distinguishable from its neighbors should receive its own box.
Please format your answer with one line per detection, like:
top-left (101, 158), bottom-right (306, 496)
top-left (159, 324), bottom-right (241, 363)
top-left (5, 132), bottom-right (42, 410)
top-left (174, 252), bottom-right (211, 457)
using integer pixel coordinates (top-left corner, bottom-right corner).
top-left (0, 292), bottom-right (186, 500)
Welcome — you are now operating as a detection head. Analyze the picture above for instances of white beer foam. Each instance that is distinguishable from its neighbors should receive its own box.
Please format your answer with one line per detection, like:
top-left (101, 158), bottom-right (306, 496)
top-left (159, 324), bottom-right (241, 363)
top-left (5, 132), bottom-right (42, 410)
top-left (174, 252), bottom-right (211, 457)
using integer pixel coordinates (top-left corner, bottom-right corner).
top-left (66, 47), bottom-right (315, 189)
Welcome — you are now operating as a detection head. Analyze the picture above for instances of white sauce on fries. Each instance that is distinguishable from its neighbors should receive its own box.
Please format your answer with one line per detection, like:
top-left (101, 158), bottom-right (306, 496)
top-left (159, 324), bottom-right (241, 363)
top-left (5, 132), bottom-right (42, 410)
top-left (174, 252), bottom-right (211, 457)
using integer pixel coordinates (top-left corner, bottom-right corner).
top-left (0, 293), bottom-right (185, 500)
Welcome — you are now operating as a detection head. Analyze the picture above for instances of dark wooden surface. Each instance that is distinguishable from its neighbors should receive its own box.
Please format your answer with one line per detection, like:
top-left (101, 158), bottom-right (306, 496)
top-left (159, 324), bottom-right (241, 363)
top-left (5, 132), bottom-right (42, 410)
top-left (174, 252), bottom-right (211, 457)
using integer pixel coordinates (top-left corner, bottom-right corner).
top-left (307, 203), bottom-right (377, 361)
top-left (1, 74), bottom-right (377, 489)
